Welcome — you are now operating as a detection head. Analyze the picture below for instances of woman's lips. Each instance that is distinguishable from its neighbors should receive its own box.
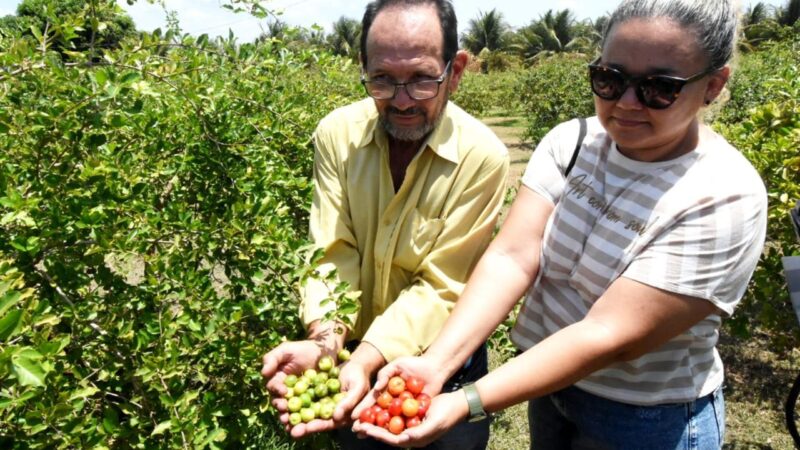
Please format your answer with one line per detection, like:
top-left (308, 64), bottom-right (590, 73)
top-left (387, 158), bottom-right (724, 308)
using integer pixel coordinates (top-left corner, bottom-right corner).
top-left (614, 117), bottom-right (647, 127)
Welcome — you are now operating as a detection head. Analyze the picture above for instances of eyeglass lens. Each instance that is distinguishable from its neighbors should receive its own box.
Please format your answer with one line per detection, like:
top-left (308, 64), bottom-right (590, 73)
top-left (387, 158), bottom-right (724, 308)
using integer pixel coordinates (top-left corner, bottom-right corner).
top-left (589, 66), bottom-right (685, 109)
top-left (366, 80), bottom-right (440, 100)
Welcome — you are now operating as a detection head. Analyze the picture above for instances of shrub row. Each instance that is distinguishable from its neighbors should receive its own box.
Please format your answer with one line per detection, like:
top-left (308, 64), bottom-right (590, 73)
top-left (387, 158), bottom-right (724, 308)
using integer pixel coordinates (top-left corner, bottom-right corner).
top-left (0, 28), bottom-right (360, 449)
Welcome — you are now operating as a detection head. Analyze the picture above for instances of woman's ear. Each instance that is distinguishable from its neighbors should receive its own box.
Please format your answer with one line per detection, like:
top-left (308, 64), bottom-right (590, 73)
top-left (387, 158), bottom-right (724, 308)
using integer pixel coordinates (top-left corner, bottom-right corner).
top-left (705, 65), bottom-right (731, 104)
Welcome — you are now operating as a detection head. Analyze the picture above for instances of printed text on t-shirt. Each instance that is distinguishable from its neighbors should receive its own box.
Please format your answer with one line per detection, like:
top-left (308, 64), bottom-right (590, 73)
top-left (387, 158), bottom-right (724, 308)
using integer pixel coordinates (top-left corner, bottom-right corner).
top-left (566, 174), bottom-right (656, 236)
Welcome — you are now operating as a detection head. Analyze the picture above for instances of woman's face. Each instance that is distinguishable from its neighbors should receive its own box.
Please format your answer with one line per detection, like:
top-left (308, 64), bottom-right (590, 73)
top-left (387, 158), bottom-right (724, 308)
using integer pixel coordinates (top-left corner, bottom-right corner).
top-left (595, 17), bottom-right (725, 162)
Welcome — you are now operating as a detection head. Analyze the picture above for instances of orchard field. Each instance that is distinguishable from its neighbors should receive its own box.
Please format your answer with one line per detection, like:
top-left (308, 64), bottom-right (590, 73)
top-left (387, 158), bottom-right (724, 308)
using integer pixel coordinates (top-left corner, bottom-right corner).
top-left (1, 1), bottom-right (799, 449)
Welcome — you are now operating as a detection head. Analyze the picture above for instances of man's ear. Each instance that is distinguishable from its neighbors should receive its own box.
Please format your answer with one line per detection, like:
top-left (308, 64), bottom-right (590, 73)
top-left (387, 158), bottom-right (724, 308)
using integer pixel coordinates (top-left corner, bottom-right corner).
top-left (447, 50), bottom-right (470, 93)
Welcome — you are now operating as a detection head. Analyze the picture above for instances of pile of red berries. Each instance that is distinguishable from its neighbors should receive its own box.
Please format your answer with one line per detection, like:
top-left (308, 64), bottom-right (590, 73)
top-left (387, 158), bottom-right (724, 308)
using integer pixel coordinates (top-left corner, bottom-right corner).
top-left (283, 349), bottom-right (351, 427)
top-left (359, 375), bottom-right (431, 434)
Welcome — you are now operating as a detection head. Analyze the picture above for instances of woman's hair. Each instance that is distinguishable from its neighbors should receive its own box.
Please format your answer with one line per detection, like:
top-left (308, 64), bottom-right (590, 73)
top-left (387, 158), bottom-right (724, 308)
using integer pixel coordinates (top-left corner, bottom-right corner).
top-left (602, 0), bottom-right (738, 70)
top-left (360, 0), bottom-right (458, 68)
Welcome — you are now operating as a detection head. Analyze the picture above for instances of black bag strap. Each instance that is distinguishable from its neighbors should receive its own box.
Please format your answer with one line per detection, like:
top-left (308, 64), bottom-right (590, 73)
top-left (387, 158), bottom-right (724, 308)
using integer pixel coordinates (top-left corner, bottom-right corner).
top-left (564, 117), bottom-right (587, 177)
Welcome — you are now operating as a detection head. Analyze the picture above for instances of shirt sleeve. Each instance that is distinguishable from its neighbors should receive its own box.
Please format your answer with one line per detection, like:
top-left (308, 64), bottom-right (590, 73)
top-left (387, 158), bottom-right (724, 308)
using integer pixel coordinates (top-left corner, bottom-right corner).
top-left (622, 186), bottom-right (767, 316)
top-left (362, 149), bottom-right (510, 362)
top-left (300, 122), bottom-right (362, 329)
top-left (521, 118), bottom-right (583, 203)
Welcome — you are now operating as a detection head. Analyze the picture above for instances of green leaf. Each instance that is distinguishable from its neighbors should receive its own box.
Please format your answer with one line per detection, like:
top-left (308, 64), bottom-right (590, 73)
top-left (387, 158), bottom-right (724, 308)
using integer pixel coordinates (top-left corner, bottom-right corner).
top-left (0, 290), bottom-right (22, 317)
top-left (0, 309), bottom-right (23, 341)
top-left (68, 386), bottom-right (100, 401)
top-left (103, 408), bottom-right (120, 433)
top-left (11, 348), bottom-right (47, 387)
top-left (151, 420), bottom-right (172, 436)
top-left (94, 69), bottom-right (108, 86)
top-left (120, 71), bottom-right (142, 85)
top-left (29, 25), bottom-right (43, 43)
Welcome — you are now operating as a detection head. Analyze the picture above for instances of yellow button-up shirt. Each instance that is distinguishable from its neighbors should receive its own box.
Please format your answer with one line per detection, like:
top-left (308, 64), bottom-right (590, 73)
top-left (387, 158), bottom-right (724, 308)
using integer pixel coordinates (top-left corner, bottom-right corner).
top-left (301, 98), bottom-right (509, 362)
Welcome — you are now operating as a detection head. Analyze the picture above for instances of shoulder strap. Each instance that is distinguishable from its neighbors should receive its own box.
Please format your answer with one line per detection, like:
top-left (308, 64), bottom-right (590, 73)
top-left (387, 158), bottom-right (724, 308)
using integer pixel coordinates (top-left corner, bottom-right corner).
top-left (564, 117), bottom-right (587, 177)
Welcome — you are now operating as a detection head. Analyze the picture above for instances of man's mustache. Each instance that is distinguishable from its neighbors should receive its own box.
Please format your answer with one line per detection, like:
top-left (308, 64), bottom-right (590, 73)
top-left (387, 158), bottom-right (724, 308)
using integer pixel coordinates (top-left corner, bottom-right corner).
top-left (387, 107), bottom-right (425, 116)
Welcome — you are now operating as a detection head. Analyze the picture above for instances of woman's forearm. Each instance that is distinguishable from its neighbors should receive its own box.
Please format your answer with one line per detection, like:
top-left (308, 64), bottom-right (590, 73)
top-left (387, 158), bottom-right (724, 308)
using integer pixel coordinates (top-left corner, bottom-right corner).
top-left (424, 188), bottom-right (553, 377)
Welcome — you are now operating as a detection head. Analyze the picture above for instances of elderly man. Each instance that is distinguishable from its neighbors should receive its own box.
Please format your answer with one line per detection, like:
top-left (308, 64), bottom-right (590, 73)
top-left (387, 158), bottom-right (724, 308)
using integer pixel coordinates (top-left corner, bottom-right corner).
top-left (262, 1), bottom-right (508, 448)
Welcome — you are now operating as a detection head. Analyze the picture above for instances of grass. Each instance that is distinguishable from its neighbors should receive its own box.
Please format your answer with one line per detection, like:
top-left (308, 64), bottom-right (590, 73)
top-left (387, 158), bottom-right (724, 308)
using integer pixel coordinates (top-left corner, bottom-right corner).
top-left (485, 333), bottom-right (799, 449)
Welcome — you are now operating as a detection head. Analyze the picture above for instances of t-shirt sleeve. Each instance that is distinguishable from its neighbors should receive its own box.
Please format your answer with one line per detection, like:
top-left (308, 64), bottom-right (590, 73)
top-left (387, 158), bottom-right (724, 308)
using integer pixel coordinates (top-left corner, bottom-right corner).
top-left (622, 186), bottom-right (768, 316)
top-left (521, 118), bottom-right (583, 204)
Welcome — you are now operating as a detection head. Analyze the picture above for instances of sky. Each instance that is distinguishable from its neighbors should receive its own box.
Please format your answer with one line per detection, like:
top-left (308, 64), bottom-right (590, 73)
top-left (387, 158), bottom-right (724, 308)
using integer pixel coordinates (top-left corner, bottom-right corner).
top-left (0, 0), bottom-right (789, 43)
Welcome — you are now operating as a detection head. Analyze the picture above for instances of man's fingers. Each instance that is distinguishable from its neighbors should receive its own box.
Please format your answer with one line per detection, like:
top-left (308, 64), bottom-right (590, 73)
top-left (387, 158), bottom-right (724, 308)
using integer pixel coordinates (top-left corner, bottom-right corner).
top-left (272, 397), bottom-right (288, 412)
top-left (266, 371), bottom-right (288, 394)
top-left (289, 419), bottom-right (336, 439)
top-left (334, 388), bottom-right (364, 421)
top-left (261, 347), bottom-right (286, 377)
top-left (305, 418), bottom-right (336, 434)
top-left (289, 423), bottom-right (307, 439)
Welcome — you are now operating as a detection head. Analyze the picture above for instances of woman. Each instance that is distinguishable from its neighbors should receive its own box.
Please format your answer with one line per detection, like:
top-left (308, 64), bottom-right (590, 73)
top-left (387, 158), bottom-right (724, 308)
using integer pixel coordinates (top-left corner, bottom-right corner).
top-left (351, 0), bottom-right (768, 448)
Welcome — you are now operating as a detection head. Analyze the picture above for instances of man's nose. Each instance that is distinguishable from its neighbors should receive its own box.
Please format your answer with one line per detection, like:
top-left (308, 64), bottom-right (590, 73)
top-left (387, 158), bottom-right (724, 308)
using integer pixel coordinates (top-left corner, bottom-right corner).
top-left (390, 84), bottom-right (416, 110)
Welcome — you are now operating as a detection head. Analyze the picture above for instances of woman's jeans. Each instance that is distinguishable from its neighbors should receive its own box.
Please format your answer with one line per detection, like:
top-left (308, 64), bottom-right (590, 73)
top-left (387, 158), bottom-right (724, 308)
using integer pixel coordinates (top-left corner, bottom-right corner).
top-left (335, 344), bottom-right (491, 450)
top-left (529, 385), bottom-right (725, 450)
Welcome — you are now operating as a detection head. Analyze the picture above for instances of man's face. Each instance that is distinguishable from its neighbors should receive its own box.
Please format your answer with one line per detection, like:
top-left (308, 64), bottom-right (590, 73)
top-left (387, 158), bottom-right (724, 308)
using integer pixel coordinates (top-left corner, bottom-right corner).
top-left (364, 4), bottom-right (452, 143)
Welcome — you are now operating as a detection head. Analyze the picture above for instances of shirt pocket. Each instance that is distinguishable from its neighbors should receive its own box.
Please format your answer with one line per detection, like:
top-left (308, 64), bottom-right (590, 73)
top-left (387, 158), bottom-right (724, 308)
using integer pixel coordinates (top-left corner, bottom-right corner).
top-left (394, 209), bottom-right (445, 271)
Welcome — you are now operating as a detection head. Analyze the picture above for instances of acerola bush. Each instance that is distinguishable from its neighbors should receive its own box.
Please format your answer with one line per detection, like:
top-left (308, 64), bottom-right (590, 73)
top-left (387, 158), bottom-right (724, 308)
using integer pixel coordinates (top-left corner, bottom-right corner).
top-left (452, 69), bottom-right (525, 118)
top-left (0, 18), bottom-right (360, 450)
top-left (517, 53), bottom-right (595, 144)
top-left (715, 34), bottom-right (800, 347)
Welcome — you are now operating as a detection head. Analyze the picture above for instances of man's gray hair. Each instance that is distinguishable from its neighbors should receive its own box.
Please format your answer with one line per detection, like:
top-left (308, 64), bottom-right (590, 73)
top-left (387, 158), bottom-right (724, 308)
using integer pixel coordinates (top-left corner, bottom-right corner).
top-left (602, 0), bottom-right (738, 70)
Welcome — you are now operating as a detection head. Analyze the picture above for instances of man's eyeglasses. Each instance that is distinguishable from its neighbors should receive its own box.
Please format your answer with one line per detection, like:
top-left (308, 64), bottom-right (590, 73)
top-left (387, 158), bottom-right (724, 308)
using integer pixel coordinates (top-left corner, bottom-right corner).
top-left (588, 59), bottom-right (718, 110)
top-left (361, 60), bottom-right (452, 101)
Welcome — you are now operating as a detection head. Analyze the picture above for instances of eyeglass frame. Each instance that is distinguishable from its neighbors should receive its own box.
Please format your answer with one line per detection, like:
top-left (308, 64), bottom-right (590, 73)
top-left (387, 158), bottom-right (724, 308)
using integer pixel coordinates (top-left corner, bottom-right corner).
top-left (587, 58), bottom-right (719, 109)
top-left (360, 60), bottom-right (453, 101)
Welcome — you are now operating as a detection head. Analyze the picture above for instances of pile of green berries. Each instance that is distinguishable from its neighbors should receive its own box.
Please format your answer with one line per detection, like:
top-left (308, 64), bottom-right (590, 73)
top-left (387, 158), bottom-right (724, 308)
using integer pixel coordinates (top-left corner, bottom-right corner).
top-left (284, 349), bottom-right (351, 427)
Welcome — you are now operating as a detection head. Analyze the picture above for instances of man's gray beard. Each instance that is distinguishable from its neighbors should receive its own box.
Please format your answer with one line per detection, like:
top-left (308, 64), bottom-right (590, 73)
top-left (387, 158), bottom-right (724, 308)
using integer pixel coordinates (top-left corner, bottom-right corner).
top-left (380, 102), bottom-right (447, 143)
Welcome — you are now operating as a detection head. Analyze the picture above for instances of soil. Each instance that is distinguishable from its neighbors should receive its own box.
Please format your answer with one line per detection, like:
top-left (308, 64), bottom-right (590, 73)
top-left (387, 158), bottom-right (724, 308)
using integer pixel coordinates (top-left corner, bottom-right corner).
top-left (482, 116), bottom-right (533, 189)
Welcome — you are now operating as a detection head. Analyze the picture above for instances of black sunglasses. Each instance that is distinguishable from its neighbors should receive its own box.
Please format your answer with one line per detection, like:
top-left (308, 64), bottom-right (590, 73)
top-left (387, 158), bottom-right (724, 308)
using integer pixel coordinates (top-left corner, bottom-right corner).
top-left (588, 59), bottom-right (718, 109)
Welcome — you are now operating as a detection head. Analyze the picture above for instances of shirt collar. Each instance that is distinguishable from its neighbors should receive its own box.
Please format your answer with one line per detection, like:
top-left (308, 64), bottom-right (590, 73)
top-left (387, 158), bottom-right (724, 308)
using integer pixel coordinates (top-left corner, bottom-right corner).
top-left (362, 100), bottom-right (460, 164)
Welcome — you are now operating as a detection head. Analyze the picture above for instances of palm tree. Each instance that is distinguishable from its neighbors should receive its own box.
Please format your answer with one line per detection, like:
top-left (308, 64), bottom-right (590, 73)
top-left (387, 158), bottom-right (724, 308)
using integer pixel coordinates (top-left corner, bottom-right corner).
top-left (327, 16), bottom-right (361, 60)
top-left (777, 0), bottom-right (800, 26)
top-left (263, 19), bottom-right (289, 40)
top-left (739, 2), bottom-right (774, 51)
top-left (461, 9), bottom-right (510, 54)
top-left (511, 9), bottom-right (592, 62)
top-left (743, 2), bottom-right (770, 27)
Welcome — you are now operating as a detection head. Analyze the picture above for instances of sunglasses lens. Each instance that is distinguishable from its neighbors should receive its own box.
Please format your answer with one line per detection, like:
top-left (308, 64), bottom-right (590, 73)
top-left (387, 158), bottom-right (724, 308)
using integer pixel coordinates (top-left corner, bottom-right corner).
top-left (590, 67), bottom-right (625, 100)
top-left (638, 77), bottom-right (683, 109)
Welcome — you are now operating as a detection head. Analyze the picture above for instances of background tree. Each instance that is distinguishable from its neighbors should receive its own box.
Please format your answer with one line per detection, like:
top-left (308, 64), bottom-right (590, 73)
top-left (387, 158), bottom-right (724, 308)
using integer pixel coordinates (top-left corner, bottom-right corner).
top-left (461, 9), bottom-right (510, 55)
top-left (777, 0), bottom-right (800, 26)
top-left (5, 0), bottom-right (136, 56)
top-left (744, 1), bottom-right (770, 27)
top-left (511, 10), bottom-right (593, 63)
top-left (327, 16), bottom-right (360, 60)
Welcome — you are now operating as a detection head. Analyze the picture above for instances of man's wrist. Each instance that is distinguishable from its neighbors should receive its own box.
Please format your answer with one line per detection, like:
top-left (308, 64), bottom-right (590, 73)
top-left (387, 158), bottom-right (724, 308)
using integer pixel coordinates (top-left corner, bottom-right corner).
top-left (307, 320), bottom-right (347, 357)
top-left (349, 341), bottom-right (387, 377)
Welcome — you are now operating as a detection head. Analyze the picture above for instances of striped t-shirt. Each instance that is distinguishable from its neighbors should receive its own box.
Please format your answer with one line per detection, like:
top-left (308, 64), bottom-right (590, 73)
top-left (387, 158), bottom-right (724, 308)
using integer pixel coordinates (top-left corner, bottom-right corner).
top-left (511, 117), bottom-right (767, 405)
